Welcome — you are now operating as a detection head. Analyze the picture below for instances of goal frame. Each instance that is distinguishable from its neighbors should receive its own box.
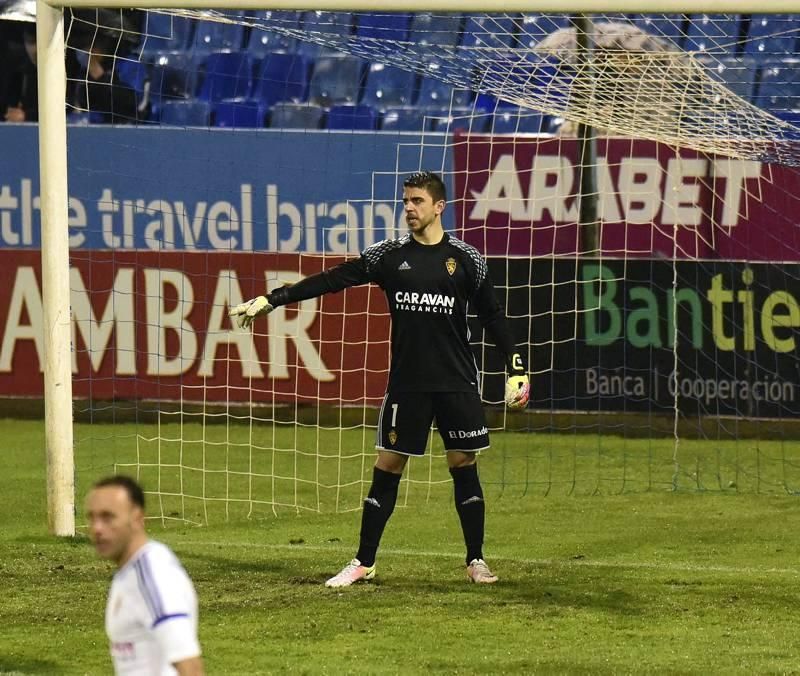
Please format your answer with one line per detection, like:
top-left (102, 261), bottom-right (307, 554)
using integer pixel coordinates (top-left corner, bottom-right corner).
top-left (35, 0), bottom-right (797, 535)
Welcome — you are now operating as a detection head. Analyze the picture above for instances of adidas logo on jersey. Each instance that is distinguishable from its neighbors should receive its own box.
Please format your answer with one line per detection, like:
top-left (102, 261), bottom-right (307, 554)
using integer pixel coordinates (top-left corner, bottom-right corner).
top-left (398, 261), bottom-right (411, 270)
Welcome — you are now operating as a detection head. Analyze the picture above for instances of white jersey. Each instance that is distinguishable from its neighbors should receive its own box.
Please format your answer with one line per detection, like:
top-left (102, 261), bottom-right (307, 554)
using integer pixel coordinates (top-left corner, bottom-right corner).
top-left (105, 540), bottom-right (201, 675)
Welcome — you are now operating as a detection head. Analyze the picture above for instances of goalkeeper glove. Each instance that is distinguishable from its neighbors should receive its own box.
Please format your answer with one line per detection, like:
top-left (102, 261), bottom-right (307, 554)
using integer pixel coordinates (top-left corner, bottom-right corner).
top-left (504, 353), bottom-right (530, 410)
top-left (229, 295), bottom-right (274, 329)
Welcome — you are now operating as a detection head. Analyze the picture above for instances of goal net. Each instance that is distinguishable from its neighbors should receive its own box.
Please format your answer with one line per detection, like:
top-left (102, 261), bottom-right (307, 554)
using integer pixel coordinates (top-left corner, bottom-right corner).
top-left (21, 8), bottom-right (800, 523)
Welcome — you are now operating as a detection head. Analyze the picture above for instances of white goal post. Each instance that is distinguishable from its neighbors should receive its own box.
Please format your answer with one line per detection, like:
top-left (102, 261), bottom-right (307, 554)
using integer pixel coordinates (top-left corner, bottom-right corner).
top-left (35, 0), bottom-right (800, 535)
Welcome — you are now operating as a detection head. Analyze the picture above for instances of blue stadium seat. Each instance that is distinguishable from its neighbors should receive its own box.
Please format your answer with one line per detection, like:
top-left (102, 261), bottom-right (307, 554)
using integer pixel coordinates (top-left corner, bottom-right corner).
top-left (777, 110), bottom-right (800, 126)
top-left (515, 13), bottom-right (570, 50)
top-left (252, 52), bottom-right (310, 107)
top-left (491, 109), bottom-right (546, 134)
top-left (409, 13), bottom-right (462, 47)
top-left (308, 54), bottom-right (364, 105)
top-left (190, 13), bottom-right (246, 54)
top-left (381, 107), bottom-right (432, 131)
top-left (197, 51), bottom-right (253, 102)
top-left (754, 60), bottom-right (800, 111)
top-left (115, 59), bottom-right (149, 99)
top-left (427, 108), bottom-right (490, 133)
top-left (362, 63), bottom-right (417, 109)
top-left (461, 15), bottom-right (519, 50)
top-left (684, 14), bottom-right (742, 53)
top-left (66, 111), bottom-right (91, 125)
top-left (213, 99), bottom-right (266, 127)
top-left (699, 55), bottom-right (758, 101)
top-left (416, 77), bottom-right (474, 108)
top-left (356, 13), bottom-right (412, 42)
top-left (246, 11), bottom-right (301, 56)
top-left (744, 15), bottom-right (798, 57)
top-left (269, 101), bottom-right (325, 128)
top-left (475, 93), bottom-right (520, 112)
top-left (629, 14), bottom-right (688, 48)
top-left (137, 13), bottom-right (194, 57)
top-left (327, 103), bottom-right (378, 130)
top-left (149, 52), bottom-right (198, 113)
top-left (159, 99), bottom-right (211, 126)
top-left (298, 11), bottom-right (353, 57)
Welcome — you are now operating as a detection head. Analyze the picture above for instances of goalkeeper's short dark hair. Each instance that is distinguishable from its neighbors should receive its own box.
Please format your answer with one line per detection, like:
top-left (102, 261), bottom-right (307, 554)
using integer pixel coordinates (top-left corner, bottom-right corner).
top-left (94, 475), bottom-right (146, 509)
top-left (403, 171), bottom-right (446, 204)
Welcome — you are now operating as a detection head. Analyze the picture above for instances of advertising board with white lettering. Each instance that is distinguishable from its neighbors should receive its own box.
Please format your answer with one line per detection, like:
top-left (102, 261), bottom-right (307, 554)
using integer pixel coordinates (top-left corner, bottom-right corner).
top-left (3, 126), bottom-right (800, 260)
top-left (454, 133), bottom-right (800, 261)
top-left (0, 125), bottom-right (452, 252)
top-left (0, 250), bottom-right (391, 404)
top-left (2, 251), bottom-right (797, 417)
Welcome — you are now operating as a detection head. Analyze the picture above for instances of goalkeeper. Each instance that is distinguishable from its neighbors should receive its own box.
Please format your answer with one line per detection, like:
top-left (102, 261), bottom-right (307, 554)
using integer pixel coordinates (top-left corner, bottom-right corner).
top-left (230, 171), bottom-right (530, 587)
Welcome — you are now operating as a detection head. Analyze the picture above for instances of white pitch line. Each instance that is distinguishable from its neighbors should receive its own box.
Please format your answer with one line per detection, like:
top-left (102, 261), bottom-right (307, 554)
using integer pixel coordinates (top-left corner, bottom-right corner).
top-left (179, 540), bottom-right (800, 577)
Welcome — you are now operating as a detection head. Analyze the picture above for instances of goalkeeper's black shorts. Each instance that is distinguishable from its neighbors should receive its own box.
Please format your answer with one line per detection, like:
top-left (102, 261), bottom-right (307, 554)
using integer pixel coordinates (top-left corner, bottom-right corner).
top-left (375, 390), bottom-right (489, 456)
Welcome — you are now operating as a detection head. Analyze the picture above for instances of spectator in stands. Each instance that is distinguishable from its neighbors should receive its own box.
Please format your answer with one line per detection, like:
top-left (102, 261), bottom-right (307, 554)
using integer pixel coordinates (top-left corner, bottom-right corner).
top-left (66, 9), bottom-right (146, 123)
top-left (70, 50), bottom-right (140, 123)
top-left (1, 23), bottom-right (39, 122)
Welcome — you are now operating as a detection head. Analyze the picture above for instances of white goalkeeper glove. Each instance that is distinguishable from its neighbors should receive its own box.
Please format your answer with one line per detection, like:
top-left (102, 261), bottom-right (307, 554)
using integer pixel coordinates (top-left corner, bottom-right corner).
top-left (228, 295), bottom-right (274, 329)
top-left (504, 353), bottom-right (530, 410)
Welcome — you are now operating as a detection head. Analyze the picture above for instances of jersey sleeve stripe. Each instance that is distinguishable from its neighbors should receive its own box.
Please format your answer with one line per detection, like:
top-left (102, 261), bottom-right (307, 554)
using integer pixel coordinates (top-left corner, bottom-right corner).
top-left (134, 557), bottom-right (165, 620)
top-left (151, 613), bottom-right (189, 629)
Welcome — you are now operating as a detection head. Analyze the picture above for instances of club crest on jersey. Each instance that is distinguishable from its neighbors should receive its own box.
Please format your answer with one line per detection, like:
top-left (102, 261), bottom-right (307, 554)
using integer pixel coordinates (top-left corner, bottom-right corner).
top-left (445, 257), bottom-right (457, 276)
top-left (388, 429), bottom-right (398, 445)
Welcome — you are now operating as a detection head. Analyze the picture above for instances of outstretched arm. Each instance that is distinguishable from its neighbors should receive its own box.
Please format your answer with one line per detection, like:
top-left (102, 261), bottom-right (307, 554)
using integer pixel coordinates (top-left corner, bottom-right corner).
top-left (229, 258), bottom-right (371, 329)
top-left (473, 277), bottom-right (531, 410)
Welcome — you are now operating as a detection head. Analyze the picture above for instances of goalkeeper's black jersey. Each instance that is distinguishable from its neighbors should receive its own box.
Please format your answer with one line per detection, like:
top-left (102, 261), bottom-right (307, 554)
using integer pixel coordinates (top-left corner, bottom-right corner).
top-left (272, 232), bottom-right (514, 393)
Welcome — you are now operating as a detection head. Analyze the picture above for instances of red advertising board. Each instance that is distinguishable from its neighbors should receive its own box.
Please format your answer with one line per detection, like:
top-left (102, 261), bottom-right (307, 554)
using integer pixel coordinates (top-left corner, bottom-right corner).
top-left (454, 133), bottom-right (800, 260)
top-left (0, 251), bottom-right (391, 404)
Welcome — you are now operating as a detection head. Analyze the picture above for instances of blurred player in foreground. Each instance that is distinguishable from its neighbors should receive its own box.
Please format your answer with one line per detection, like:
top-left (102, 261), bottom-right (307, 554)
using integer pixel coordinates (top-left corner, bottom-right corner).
top-left (86, 475), bottom-right (204, 675)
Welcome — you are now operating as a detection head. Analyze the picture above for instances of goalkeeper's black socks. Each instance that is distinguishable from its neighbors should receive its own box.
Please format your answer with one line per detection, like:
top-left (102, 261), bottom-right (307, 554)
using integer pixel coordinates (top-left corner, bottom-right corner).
top-left (355, 467), bottom-right (402, 567)
top-left (450, 463), bottom-right (486, 565)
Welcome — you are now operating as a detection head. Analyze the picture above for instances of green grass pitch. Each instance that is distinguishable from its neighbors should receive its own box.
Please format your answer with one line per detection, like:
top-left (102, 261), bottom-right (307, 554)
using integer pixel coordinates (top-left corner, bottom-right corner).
top-left (3, 418), bottom-right (800, 674)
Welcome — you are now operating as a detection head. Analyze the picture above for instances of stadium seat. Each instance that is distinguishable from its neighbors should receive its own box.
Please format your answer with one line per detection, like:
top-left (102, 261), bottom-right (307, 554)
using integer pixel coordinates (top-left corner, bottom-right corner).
top-left (754, 60), bottom-right (800, 111)
top-left (197, 51), bottom-right (253, 102)
top-left (159, 99), bottom-right (211, 126)
top-left (699, 55), bottom-right (758, 101)
top-left (381, 107), bottom-right (432, 131)
top-left (246, 11), bottom-right (301, 56)
top-left (461, 15), bottom-right (519, 50)
top-left (409, 12), bottom-right (463, 47)
top-left (190, 13), bottom-right (246, 54)
top-left (427, 108), bottom-right (490, 133)
top-left (684, 14), bottom-right (742, 54)
top-left (115, 59), bottom-right (149, 99)
top-left (308, 54), bottom-right (364, 106)
top-left (629, 14), bottom-right (688, 48)
top-left (362, 63), bottom-right (417, 109)
top-left (66, 111), bottom-right (91, 125)
top-left (776, 110), bottom-right (800, 126)
top-left (326, 103), bottom-right (378, 130)
top-left (269, 101), bottom-right (324, 128)
top-left (515, 13), bottom-right (570, 50)
top-left (137, 13), bottom-right (194, 57)
top-left (744, 15), bottom-right (798, 57)
top-left (416, 76), bottom-right (474, 108)
top-left (491, 109), bottom-right (546, 134)
top-left (252, 52), bottom-right (310, 107)
top-left (356, 13), bottom-right (412, 42)
top-left (149, 52), bottom-right (198, 113)
top-left (297, 11), bottom-right (353, 57)
top-left (475, 93), bottom-right (519, 112)
top-left (213, 98), bottom-right (266, 127)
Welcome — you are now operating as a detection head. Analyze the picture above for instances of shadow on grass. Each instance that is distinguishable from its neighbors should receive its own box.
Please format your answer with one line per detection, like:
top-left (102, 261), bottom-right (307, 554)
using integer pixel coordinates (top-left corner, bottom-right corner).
top-left (181, 548), bottom-right (648, 617)
top-left (0, 655), bottom-right (65, 674)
